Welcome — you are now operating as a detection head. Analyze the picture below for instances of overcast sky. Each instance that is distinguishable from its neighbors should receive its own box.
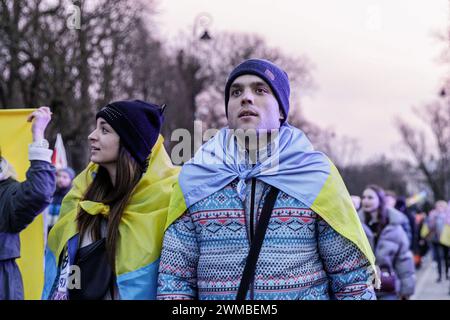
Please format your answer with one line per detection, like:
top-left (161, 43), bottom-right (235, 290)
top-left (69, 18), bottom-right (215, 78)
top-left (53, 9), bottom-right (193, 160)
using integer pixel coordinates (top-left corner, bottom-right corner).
top-left (155, 0), bottom-right (449, 161)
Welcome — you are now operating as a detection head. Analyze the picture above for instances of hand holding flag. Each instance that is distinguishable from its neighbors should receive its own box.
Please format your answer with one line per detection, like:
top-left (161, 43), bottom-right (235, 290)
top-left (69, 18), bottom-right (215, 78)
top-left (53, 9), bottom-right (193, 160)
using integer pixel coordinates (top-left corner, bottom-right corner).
top-left (27, 106), bottom-right (52, 142)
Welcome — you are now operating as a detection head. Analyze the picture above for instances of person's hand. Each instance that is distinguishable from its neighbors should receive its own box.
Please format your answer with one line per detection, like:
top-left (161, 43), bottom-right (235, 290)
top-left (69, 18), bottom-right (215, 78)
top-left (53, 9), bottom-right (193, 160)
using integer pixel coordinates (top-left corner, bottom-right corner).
top-left (27, 106), bottom-right (52, 141)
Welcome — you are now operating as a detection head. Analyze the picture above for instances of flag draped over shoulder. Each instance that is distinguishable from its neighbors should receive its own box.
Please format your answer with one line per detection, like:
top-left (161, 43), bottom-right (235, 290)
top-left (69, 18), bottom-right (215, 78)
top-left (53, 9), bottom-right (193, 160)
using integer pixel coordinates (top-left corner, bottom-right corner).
top-left (166, 124), bottom-right (379, 287)
top-left (43, 136), bottom-right (180, 299)
top-left (0, 108), bottom-right (45, 300)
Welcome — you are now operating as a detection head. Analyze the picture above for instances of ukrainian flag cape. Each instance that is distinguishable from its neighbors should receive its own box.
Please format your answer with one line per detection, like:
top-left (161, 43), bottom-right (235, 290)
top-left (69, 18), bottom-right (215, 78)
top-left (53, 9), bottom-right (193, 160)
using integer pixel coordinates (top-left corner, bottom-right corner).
top-left (167, 124), bottom-right (379, 287)
top-left (43, 136), bottom-right (180, 299)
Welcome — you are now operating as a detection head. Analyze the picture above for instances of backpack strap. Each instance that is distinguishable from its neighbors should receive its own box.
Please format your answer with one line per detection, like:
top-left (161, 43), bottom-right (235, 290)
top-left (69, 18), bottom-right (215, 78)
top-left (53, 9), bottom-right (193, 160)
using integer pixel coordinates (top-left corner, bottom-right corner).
top-left (236, 186), bottom-right (279, 300)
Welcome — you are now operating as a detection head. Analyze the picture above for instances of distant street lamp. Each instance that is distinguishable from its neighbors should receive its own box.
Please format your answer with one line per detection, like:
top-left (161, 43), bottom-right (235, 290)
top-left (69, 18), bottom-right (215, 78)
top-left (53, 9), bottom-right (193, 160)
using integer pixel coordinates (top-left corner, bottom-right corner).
top-left (193, 12), bottom-right (213, 42)
top-left (191, 13), bottom-right (213, 121)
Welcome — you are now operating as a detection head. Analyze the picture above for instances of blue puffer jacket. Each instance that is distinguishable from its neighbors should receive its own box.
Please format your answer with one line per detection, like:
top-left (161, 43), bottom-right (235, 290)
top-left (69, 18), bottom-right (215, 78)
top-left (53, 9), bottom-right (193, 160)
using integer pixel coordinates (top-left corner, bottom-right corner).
top-left (0, 159), bottom-right (55, 299)
top-left (358, 208), bottom-right (416, 298)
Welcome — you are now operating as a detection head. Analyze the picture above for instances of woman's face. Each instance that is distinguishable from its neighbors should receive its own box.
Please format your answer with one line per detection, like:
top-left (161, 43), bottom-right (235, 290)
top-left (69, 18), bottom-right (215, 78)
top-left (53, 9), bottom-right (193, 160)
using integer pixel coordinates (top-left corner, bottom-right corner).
top-left (361, 188), bottom-right (380, 213)
top-left (88, 118), bottom-right (120, 166)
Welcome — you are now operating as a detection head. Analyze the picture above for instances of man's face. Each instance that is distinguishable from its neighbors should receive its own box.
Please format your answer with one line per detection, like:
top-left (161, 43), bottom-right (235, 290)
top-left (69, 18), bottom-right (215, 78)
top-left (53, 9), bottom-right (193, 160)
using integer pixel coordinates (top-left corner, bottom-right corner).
top-left (56, 170), bottom-right (72, 189)
top-left (227, 75), bottom-right (283, 131)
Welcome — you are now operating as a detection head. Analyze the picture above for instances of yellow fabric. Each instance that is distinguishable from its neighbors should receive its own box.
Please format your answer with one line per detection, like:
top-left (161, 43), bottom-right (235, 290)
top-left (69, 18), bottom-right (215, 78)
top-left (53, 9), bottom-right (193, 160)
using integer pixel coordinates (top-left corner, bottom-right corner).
top-left (0, 109), bottom-right (44, 300)
top-left (420, 223), bottom-right (430, 239)
top-left (167, 159), bottom-right (379, 287)
top-left (440, 224), bottom-right (450, 247)
top-left (79, 201), bottom-right (110, 217)
top-left (48, 136), bottom-right (180, 275)
top-left (310, 161), bottom-right (378, 286)
top-left (166, 182), bottom-right (187, 230)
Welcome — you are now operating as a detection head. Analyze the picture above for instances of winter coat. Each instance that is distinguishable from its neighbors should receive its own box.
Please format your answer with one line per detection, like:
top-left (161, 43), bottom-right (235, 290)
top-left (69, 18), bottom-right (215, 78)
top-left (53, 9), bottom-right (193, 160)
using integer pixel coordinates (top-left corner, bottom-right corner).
top-left (358, 208), bottom-right (416, 297)
top-left (0, 159), bottom-right (55, 299)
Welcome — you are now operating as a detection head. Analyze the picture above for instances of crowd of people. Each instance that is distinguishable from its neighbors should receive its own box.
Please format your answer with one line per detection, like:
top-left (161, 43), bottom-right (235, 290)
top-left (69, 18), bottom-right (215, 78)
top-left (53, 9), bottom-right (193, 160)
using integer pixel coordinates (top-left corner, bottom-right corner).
top-left (0, 59), bottom-right (449, 300)
top-left (352, 189), bottom-right (450, 299)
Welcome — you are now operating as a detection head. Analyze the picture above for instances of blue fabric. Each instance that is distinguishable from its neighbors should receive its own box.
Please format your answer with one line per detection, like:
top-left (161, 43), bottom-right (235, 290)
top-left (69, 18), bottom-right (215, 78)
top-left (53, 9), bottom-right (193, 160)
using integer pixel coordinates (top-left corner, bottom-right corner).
top-left (117, 259), bottom-right (160, 300)
top-left (0, 233), bottom-right (20, 261)
top-left (48, 204), bottom-right (61, 217)
top-left (0, 259), bottom-right (24, 300)
top-left (179, 123), bottom-right (330, 208)
top-left (0, 160), bottom-right (55, 260)
top-left (0, 160), bottom-right (55, 300)
top-left (45, 239), bottom-right (160, 300)
top-left (42, 248), bottom-right (57, 299)
top-left (48, 187), bottom-right (71, 217)
top-left (67, 235), bottom-right (78, 266)
top-left (43, 235), bottom-right (161, 300)
top-left (42, 235), bottom-right (78, 299)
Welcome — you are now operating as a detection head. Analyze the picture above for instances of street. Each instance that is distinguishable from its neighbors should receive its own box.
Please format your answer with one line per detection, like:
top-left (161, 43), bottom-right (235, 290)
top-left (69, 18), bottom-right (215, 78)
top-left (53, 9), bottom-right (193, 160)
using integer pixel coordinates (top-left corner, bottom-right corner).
top-left (411, 254), bottom-right (450, 300)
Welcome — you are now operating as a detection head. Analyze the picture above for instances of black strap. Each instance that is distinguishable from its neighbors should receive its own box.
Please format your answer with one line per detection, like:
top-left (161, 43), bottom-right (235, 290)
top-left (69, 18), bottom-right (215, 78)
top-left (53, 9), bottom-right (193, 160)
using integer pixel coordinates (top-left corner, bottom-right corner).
top-left (236, 186), bottom-right (280, 300)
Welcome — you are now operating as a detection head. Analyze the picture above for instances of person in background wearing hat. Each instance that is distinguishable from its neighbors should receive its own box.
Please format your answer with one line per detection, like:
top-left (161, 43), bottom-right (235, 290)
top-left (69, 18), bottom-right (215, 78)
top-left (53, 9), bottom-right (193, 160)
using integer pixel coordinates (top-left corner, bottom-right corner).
top-left (157, 59), bottom-right (377, 300)
top-left (46, 167), bottom-right (76, 234)
top-left (0, 106), bottom-right (56, 300)
top-left (43, 100), bottom-right (179, 300)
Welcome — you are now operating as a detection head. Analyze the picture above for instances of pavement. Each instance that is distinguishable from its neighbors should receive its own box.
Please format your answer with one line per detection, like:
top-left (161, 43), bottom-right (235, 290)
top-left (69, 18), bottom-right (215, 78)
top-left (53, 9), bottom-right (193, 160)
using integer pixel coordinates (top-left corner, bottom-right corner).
top-left (411, 254), bottom-right (450, 300)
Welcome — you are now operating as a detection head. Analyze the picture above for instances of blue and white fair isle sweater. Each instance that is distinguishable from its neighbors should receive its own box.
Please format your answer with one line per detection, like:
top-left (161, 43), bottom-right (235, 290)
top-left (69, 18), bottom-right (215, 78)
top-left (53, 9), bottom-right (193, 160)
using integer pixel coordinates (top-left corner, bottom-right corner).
top-left (157, 179), bottom-right (376, 300)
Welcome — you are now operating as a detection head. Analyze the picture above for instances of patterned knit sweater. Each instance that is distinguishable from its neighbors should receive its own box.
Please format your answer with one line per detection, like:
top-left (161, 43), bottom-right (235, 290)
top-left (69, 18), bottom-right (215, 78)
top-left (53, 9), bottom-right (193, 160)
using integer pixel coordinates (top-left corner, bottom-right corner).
top-left (157, 179), bottom-right (376, 300)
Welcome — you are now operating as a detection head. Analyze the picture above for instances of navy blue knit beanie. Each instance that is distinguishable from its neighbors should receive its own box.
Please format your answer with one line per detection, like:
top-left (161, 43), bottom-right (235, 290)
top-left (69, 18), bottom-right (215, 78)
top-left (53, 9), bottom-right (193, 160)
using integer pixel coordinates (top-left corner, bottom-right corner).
top-left (96, 100), bottom-right (165, 169)
top-left (224, 59), bottom-right (290, 124)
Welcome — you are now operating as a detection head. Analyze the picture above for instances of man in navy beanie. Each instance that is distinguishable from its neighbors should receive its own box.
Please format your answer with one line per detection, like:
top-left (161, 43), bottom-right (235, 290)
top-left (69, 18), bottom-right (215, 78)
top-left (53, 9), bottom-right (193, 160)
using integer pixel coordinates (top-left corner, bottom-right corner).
top-left (224, 59), bottom-right (290, 127)
top-left (158, 59), bottom-right (377, 300)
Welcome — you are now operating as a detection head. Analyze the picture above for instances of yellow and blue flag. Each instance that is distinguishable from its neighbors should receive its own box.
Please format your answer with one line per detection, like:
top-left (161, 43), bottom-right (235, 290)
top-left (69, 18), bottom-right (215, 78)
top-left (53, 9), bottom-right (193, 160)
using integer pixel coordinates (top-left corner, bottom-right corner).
top-left (43, 136), bottom-right (180, 299)
top-left (166, 124), bottom-right (379, 286)
top-left (0, 108), bottom-right (45, 300)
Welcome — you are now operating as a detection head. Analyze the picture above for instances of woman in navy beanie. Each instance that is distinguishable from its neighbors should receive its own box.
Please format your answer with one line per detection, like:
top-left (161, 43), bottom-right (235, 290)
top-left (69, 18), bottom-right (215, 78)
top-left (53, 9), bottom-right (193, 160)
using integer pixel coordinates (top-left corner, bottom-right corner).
top-left (45, 100), bottom-right (180, 300)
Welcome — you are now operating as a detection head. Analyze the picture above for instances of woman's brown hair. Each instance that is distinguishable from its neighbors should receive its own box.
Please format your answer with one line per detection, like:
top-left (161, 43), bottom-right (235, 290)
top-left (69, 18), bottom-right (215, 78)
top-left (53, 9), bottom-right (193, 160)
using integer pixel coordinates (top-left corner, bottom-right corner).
top-left (363, 184), bottom-right (389, 234)
top-left (76, 146), bottom-right (143, 271)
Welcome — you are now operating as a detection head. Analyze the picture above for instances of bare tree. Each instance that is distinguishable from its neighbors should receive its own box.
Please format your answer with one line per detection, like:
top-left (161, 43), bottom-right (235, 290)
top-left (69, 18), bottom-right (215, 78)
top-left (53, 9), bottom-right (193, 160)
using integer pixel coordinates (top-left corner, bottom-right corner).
top-left (0, 0), bottom-right (163, 171)
top-left (196, 31), bottom-right (315, 130)
top-left (396, 98), bottom-right (450, 200)
top-left (340, 156), bottom-right (409, 197)
top-left (0, 1), bottom-right (322, 171)
top-left (395, 15), bottom-right (450, 201)
top-left (125, 30), bottom-right (317, 159)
